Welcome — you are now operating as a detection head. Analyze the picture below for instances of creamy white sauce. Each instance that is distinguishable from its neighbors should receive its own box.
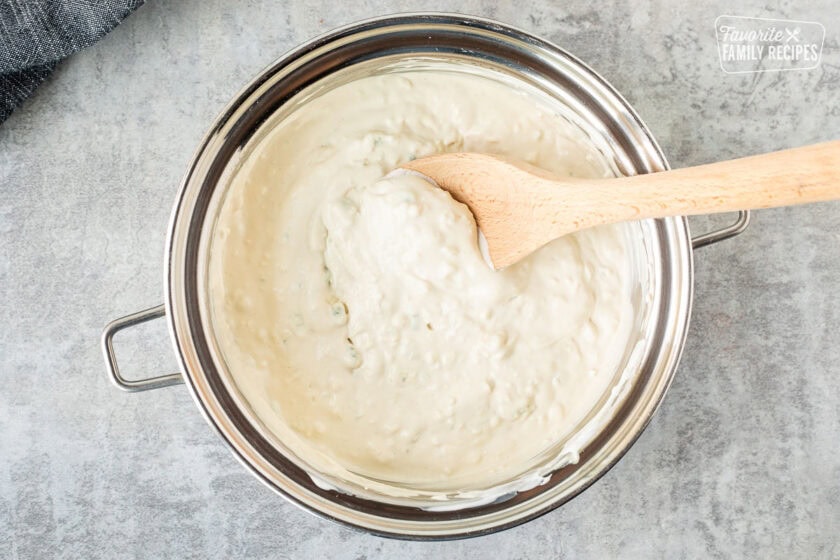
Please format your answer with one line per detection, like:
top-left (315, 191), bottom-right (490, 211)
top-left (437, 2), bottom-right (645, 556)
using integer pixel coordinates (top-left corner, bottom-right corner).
top-left (208, 69), bottom-right (636, 499)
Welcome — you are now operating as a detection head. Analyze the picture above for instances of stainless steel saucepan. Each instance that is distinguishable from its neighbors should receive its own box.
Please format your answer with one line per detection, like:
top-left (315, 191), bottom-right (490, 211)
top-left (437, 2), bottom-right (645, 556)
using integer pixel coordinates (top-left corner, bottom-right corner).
top-left (102, 14), bottom-right (748, 539)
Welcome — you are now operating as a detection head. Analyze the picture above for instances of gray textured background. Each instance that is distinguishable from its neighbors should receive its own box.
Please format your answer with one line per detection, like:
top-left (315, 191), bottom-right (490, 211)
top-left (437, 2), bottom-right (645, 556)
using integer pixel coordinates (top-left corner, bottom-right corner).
top-left (1, 0), bottom-right (838, 558)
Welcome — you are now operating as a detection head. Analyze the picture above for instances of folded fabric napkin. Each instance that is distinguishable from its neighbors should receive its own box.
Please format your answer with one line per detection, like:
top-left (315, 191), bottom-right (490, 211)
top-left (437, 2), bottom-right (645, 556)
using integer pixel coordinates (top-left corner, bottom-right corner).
top-left (0, 0), bottom-right (144, 124)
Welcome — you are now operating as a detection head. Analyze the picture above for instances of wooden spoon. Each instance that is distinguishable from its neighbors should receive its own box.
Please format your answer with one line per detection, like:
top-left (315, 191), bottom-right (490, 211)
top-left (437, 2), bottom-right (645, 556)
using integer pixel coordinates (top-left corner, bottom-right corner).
top-left (402, 141), bottom-right (840, 269)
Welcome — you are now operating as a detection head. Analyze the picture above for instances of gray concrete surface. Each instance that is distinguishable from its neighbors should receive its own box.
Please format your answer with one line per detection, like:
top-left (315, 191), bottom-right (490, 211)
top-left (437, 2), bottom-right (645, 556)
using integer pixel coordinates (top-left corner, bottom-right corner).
top-left (1, 0), bottom-right (838, 558)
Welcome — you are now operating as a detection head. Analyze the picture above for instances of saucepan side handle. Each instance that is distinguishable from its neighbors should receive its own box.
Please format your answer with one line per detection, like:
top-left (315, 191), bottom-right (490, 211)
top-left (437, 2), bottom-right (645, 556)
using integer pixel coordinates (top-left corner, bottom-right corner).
top-left (691, 210), bottom-right (750, 249)
top-left (101, 304), bottom-right (184, 392)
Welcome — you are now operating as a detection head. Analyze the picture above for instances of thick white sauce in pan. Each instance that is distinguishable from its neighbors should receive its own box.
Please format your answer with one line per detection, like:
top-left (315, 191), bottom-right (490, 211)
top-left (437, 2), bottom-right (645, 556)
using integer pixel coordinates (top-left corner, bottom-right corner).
top-left (208, 69), bottom-right (635, 496)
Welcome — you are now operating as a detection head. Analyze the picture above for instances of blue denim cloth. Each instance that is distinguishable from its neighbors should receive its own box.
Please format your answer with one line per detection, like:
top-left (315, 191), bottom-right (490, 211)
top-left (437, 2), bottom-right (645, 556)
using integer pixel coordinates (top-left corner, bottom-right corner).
top-left (0, 0), bottom-right (143, 123)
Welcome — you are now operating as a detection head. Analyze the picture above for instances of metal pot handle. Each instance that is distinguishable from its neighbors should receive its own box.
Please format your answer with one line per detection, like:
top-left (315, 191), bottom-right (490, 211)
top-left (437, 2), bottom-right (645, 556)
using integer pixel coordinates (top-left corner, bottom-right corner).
top-left (691, 210), bottom-right (750, 249)
top-left (101, 304), bottom-right (184, 392)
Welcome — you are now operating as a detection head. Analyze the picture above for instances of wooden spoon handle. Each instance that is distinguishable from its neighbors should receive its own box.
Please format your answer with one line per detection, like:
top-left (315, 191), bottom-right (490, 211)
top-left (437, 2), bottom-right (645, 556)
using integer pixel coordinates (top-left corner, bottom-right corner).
top-left (606, 140), bottom-right (840, 220)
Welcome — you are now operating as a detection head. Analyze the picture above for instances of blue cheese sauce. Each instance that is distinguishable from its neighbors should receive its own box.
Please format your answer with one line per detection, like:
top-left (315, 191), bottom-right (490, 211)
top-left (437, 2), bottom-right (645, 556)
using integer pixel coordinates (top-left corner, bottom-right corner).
top-left (208, 69), bottom-right (636, 499)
